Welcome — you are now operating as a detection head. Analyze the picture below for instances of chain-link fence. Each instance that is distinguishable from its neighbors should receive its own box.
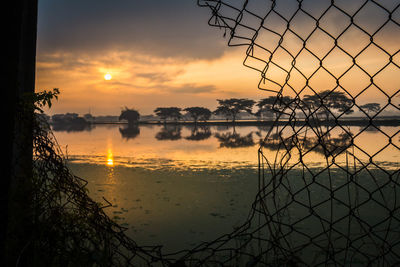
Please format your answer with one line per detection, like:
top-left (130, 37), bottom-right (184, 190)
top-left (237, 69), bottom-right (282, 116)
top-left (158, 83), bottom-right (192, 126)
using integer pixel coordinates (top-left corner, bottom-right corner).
top-left (170, 0), bottom-right (400, 265)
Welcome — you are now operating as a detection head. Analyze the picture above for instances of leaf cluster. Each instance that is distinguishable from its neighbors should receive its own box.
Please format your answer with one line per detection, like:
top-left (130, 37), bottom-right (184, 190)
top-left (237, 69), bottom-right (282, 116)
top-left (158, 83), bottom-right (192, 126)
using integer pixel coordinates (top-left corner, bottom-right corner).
top-left (32, 88), bottom-right (60, 113)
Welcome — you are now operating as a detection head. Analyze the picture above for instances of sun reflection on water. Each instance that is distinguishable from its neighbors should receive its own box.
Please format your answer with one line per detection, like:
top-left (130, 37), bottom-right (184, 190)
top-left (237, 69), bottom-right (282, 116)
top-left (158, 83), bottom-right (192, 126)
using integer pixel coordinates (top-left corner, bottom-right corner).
top-left (107, 149), bottom-right (114, 166)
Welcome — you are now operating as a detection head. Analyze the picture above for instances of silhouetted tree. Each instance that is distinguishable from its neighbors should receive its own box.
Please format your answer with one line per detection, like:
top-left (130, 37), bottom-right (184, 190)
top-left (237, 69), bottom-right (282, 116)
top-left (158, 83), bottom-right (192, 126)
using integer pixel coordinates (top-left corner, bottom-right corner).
top-left (51, 113), bottom-right (90, 133)
top-left (214, 98), bottom-right (255, 123)
top-left (255, 106), bottom-right (273, 121)
top-left (184, 107), bottom-right (212, 123)
top-left (119, 108), bottom-right (140, 125)
top-left (302, 90), bottom-right (354, 120)
top-left (154, 107), bottom-right (182, 123)
top-left (360, 103), bottom-right (381, 116)
top-left (256, 96), bottom-right (294, 120)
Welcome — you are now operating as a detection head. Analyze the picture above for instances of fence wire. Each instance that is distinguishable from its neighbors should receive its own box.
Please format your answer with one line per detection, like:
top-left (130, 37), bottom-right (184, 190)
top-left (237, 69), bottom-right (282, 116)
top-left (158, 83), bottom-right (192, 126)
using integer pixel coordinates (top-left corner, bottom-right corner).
top-left (174, 0), bottom-right (400, 265)
top-left (30, 0), bottom-right (400, 266)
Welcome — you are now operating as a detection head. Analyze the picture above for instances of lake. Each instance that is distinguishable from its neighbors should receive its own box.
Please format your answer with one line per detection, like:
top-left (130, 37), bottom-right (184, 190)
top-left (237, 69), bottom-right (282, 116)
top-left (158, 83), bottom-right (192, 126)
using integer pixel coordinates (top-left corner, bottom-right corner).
top-left (53, 123), bottom-right (400, 255)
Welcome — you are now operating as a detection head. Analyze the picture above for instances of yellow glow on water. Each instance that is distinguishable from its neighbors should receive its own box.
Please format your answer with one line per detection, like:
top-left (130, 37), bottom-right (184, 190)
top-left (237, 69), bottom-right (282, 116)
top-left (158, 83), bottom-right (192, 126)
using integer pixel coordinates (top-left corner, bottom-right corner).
top-left (107, 149), bottom-right (114, 166)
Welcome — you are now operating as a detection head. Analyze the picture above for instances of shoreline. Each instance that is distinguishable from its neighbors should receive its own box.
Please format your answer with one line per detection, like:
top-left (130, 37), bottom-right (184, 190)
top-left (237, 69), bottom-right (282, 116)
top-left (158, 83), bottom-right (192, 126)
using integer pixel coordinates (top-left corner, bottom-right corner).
top-left (91, 118), bottom-right (400, 127)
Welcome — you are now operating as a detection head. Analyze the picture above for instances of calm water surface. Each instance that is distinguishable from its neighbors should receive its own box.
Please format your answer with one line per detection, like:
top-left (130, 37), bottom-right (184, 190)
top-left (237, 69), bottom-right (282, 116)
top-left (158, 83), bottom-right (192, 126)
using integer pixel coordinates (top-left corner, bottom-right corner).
top-left (53, 124), bottom-right (400, 252)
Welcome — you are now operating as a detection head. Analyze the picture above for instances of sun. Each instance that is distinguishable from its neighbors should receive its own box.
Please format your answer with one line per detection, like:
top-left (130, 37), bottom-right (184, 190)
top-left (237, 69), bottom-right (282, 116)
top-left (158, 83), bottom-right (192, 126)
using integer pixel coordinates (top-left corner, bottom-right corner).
top-left (104, 73), bottom-right (112, 80)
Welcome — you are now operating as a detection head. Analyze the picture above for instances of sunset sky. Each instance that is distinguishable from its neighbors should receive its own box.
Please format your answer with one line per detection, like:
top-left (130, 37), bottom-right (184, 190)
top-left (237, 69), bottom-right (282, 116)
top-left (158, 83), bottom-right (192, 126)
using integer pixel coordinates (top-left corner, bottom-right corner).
top-left (36, 0), bottom-right (400, 116)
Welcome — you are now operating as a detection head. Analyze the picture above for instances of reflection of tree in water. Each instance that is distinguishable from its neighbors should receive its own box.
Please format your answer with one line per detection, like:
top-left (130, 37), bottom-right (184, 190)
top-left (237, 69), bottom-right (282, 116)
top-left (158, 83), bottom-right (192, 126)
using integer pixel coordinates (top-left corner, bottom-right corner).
top-left (185, 126), bottom-right (211, 141)
top-left (216, 125), bottom-right (230, 131)
top-left (260, 128), bottom-right (353, 157)
top-left (259, 132), bottom-right (289, 151)
top-left (361, 125), bottom-right (381, 132)
top-left (119, 125), bottom-right (140, 140)
top-left (303, 132), bottom-right (353, 156)
top-left (155, 125), bottom-right (182, 141)
top-left (215, 129), bottom-right (255, 148)
top-left (255, 125), bottom-right (272, 138)
top-left (51, 122), bottom-right (93, 132)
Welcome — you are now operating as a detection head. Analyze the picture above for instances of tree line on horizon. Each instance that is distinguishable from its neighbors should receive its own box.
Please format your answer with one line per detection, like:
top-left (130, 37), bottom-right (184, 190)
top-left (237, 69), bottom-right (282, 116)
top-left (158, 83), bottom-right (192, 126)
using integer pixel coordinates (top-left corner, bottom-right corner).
top-left (48, 91), bottom-right (383, 125)
top-left (119, 90), bottom-right (382, 124)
